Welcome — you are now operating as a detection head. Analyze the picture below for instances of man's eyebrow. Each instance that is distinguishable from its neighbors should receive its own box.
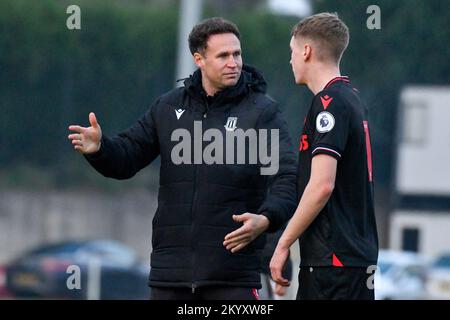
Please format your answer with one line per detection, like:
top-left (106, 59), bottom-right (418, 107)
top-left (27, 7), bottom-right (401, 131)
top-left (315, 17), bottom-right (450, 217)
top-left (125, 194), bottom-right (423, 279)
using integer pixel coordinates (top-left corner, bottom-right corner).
top-left (216, 49), bottom-right (241, 56)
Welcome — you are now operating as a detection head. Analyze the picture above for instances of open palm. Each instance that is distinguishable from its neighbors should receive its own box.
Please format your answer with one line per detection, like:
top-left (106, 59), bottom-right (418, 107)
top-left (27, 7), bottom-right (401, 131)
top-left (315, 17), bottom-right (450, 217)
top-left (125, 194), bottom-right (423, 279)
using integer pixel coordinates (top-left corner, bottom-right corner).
top-left (68, 112), bottom-right (102, 154)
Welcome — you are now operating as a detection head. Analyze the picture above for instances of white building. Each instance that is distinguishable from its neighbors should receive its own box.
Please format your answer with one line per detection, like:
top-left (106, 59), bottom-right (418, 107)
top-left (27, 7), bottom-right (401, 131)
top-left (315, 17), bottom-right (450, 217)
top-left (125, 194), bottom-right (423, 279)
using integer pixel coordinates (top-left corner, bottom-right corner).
top-left (390, 86), bottom-right (450, 257)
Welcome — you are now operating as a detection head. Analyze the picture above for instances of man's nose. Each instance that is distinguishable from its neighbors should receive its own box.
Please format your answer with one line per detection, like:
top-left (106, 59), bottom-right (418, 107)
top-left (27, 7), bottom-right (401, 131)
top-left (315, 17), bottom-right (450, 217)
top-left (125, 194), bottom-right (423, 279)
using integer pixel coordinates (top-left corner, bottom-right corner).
top-left (227, 56), bottom-right (238, 68)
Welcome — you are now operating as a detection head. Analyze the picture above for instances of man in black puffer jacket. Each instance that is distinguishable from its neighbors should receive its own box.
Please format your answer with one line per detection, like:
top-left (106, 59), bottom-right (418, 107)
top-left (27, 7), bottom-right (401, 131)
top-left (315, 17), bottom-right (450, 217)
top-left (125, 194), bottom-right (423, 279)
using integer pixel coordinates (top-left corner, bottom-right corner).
top-left (68, 17), bottom-right (297, 300)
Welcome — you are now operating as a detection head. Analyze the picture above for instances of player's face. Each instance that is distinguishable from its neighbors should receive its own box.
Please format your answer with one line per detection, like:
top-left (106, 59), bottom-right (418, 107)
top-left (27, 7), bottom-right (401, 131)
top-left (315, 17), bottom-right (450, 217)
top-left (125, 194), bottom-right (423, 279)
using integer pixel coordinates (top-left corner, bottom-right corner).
top-left (290, 36), bottom-right (306, 84)
top-left (195, 33), bottom-right (242, 95)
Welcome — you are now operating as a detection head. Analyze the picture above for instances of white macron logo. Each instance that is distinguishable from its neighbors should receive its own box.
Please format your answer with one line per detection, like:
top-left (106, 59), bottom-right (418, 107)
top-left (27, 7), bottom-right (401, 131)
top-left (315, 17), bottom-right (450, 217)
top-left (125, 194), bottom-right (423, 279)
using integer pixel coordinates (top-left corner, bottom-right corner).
top-left (175, 108), bottom-right (185, 120)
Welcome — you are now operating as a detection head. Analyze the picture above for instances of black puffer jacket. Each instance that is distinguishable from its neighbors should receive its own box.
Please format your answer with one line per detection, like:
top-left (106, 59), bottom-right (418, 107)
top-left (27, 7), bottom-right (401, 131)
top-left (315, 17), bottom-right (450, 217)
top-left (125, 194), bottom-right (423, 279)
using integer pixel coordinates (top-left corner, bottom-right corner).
top-left (85, 65), bottom-right (297, 289)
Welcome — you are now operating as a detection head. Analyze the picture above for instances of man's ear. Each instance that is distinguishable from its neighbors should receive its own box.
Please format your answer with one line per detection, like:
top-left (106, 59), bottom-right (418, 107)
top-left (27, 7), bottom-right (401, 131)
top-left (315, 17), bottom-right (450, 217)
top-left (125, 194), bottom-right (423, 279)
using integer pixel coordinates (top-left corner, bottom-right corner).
top-left (304, 43), bottom-right (312, 61)
top-left (193, 52), bottom-right (204, 68)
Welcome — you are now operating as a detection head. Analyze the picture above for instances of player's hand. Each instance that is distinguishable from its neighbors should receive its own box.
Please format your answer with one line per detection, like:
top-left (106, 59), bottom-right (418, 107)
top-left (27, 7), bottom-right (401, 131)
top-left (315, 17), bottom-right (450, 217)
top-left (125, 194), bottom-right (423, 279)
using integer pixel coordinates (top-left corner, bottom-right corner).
top-left (223, 213), bottom-right (269, 253)
top-left (274, 283), bottom-right (288, 297)
top-left (68, 112), bottom-right (102, 154)
top-left (270, 245), bottom-right (290, 287)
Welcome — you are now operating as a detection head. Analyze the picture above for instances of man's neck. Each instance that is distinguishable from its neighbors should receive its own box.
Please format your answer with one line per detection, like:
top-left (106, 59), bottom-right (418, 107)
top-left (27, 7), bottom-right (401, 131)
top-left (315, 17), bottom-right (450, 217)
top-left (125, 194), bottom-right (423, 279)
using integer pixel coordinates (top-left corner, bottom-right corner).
top-left (306, 64), bottom-right (341, 95)
top-left (201, 78), bottom-right (219, 97)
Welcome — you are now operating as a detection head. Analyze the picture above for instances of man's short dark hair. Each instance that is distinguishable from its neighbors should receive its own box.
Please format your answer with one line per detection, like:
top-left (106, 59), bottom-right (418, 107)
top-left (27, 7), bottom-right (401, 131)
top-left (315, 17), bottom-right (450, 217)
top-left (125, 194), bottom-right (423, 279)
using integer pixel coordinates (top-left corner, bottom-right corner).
top-left (188, 17), bottom-right (240, 55)
top-left (291, 12), bottom-right (349, 64)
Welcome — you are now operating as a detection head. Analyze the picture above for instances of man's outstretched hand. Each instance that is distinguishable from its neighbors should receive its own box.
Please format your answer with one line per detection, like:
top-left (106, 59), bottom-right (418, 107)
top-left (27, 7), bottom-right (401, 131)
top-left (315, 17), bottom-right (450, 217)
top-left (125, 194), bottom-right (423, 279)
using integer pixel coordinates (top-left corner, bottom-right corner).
top-left (68, 112), bottom-right (102, 154)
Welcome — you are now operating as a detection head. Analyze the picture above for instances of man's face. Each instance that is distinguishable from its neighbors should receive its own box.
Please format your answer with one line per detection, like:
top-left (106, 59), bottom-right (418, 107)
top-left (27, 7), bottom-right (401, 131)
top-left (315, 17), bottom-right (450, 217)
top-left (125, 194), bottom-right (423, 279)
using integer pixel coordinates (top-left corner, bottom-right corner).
top-left (195, 33), bottom-right (242, 94)
top-left (289, 36), bottom-right (306, 84)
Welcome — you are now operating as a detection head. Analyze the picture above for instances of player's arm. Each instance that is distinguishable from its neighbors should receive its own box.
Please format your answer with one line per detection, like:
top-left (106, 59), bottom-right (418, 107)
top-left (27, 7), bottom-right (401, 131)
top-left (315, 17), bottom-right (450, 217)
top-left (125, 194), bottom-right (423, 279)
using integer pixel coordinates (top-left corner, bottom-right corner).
top-left (270, 154), bottom-right (337, 285)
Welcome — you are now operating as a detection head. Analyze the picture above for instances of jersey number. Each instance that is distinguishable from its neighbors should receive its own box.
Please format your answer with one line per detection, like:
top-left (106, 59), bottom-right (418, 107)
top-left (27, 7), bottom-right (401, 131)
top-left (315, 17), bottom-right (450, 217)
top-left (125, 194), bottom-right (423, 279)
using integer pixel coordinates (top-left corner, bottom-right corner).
top-left (299, 134), bottom-right (309, 151)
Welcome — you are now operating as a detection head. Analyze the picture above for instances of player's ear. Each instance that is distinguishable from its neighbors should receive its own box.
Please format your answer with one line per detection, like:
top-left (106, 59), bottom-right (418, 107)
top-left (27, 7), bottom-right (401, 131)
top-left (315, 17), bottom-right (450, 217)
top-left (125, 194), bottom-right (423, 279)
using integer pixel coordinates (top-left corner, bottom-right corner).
top-left (304, 44), bottom-right (312, 61)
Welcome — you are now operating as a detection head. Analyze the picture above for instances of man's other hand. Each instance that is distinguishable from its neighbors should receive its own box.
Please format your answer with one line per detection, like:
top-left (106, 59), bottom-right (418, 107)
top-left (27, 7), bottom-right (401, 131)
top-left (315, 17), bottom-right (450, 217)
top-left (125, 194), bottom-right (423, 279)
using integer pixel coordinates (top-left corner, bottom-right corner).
top-left (223, 213), bottom-right (269, 253)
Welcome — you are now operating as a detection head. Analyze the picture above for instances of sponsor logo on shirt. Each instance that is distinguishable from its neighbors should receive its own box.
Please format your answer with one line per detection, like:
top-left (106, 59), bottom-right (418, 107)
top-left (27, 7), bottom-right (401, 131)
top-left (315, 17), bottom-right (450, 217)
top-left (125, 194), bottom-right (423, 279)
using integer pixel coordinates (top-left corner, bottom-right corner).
top-left (320, 95), bottom-right (333, 110)
top-left (175, 108), bottom-right (186, 120)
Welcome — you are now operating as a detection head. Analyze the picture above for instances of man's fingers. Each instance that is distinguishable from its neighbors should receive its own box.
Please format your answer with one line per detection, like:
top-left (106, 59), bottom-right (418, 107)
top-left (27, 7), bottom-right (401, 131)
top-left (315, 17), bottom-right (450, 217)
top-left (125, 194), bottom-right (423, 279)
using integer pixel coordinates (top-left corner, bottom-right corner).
top-left (224, 227), bottom-right (247, 241)
top-left (225, 238), bottom-right (247, 250)
top-left (230, 241), bottom-right (249, 253)
top-left (68, 125), bottom-right (87, 134)
top-left (232, 213), bottom-right (248, 222)
top-left (274, 284), bottom-right (287, 296)
top-left (270, 266), bottom-right (279, 280)
top-left (231, 242), bottom-right (247, 253)
top-left (89, 112), bottom-right (99, 128)
top-left (68, 133), bottom-right (82, 140)
top-left (71, 139), bottom-right (83, 146)
top-left (223, 233), bottom-right (248, 246)
top-left (270, 264), bottom-right (290, 286)
top-left (224, 238), bottom-right (241, 249)
top-left (276, 278), bottom-right (290, 286)
top-left (271, 268), bottom-right (283, 284)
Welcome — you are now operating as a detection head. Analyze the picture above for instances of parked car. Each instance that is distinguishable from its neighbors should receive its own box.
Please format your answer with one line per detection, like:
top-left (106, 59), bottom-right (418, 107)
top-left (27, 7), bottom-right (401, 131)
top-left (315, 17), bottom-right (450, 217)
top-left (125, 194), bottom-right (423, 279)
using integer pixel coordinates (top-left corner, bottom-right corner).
top-left (4, 240), bottom-right (150, 299)
top-left (375, 250), bottom-right (429, 300)
top-left (426, 253), bottom-right (450, 299)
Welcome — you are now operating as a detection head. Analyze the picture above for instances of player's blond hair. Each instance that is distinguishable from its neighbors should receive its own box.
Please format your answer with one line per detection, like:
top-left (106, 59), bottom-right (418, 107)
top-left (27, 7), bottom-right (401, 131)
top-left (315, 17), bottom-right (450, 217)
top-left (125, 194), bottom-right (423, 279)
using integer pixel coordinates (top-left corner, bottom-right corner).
top-left (291, 12), bottom-right (349, 64)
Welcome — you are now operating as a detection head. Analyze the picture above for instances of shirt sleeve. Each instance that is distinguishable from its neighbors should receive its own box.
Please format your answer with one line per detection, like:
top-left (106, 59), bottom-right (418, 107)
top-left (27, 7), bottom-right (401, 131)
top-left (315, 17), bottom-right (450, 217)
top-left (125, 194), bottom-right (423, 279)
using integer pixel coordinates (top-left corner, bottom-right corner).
top-left (310, 91), bottom-right (350, 160)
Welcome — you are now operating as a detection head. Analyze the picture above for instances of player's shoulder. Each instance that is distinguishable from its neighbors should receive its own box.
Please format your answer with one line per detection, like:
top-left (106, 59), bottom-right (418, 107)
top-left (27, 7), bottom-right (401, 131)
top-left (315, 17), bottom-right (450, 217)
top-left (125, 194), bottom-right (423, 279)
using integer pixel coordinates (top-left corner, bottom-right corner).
top-left (314, 85), bottom-right (356, 114)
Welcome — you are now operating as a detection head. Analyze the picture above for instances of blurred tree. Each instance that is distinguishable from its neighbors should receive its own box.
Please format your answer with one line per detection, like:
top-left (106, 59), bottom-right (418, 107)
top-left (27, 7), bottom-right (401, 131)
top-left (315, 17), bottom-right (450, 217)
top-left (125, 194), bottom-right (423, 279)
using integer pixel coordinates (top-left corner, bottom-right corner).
top-left (0, 0), bottom-right (448, 191)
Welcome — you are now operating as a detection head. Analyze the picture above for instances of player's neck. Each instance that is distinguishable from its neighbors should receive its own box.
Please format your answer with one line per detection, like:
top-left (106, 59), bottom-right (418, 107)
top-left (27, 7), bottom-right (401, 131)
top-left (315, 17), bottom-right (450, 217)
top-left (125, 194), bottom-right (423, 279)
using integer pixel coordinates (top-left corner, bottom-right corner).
top-left (306, 64), bottom-right (341, 95)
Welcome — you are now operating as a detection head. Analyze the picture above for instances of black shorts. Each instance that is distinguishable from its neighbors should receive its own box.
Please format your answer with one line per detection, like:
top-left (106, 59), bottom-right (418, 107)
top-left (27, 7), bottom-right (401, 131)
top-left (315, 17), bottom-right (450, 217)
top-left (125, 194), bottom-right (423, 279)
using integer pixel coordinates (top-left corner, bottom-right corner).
top-left (150, 286), bottom-right (260, 300)
top-left (296, 267), bottom-right (375, 300)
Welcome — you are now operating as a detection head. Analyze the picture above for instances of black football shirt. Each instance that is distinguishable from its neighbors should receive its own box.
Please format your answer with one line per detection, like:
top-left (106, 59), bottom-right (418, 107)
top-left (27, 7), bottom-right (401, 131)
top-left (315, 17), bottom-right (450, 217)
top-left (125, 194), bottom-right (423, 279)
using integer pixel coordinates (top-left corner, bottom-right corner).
top-left (297, 77), bottom-right (378, 267)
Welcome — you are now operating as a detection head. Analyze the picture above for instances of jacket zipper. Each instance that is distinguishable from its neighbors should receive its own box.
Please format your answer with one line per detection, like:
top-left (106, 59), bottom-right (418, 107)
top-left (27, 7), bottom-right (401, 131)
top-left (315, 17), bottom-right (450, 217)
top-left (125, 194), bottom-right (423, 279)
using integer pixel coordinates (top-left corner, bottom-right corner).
top-left (191, 98), bottom-right (208, 293)
top-left (190, 163), bottom-right (199, 293)
top-left (202, 91), bottom-right (210, 119)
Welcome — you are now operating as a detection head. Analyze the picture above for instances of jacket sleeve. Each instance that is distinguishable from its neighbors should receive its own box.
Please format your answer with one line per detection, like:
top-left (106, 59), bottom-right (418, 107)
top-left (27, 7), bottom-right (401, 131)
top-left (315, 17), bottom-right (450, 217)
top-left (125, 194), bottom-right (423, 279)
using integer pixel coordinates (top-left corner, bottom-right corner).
top-left (84, 102), bottom-right (160, 180)
top-left (256, 102), bottom-right (297, 232)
